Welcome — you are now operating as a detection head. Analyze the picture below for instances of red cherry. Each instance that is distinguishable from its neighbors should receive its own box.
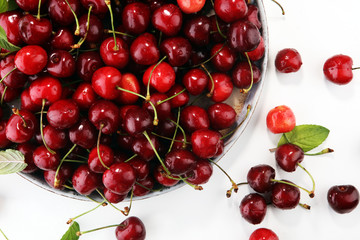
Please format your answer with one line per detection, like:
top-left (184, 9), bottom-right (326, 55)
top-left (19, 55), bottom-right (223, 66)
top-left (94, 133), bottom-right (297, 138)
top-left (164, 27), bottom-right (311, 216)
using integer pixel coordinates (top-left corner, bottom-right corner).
top-left (182, 69), bottom-right (209, 96)
top-left (76, 51), bottom-right (104, 82)
top-left (247, 164), bottom-right (275, 193)
top-left (46, 50), bottom-right (76, 78)
top-left (122, 2), bottom-right (151, 35)
top-left (160, 37), bottom-right (192, 67)
top-left (240, 193), bottom-right (267, 225)
top-left (209, 15), bottom-right (228, 43)
top-left (180, 105), bottom-right (210, 132)
top-left (72, 164), bottom-right (102, 195)
top-left (152, 4), bottom-right (183, 36)
top-left (208, 72), bottom-right (233, 103)
top-left (131, 133), bottom-right (159, 161)
top-left (249, 228), bottom-right (279, 240)
top-left (21, 89), bottom-right (40, 112)
top-left (271, 180), bottom-right (300, 209)
top-left (18, 14), bottom-right (53, 45)
top-left (133, 176), bottom-right (154, 197)
top-left (275, 48), bottom-right (303, 73)
top-left (89, 100), bottom-right (120, 134)
top-left (78, 14), bottom-right (104, 44)
top-left (183, 16), bottom-right (211, 47)
top-left (166, 84), bottom-right (189, 108)
top-left (92, 66), bottom-right (122, 100)
top-left (5, 109), bottom-right (37, 143)
top-left (246, 36), bottom-right (265, 61)
top-left (165, 149), bottom-right (197, 175)
top-left (207, 103), bottom-right (236, 130)
top-left (127, 156), bottom-right (150, 181)
top-left (80, 0), bottom-right (108, 15)
top-left (143, 62), bottom-right (175, 93)
top-left (130, 33), bottom-right (160, 65)
top-left (266, 105), bottom-right (296, 134)
top-left (123, 107), bottom-right (153, 135)
top-left (210, 44), bottom-right (236, 72)
top-left (191, 129), bottom-right (222, 159)
top-left (69, 118), bottom-right (97, 149)
top-left (153, 165), bottom-right (179, 187)
top-left (16, 143), bottom-right (38, 173)
top-left (328, 185), bottom-right (359, 214)
top-left (33, 145), bottom-right (60, 171)
top-left (104, 188), bottom-right (127, 204)
top-left (246, 4), bottom-right (262, 30)
top-left (50, 28), bottom-right (75, 51)
top-left (48, 0), bottom-right (81, 26)
top-left (102, 162), bottom-right (136, 195)
top-left (116, 73), bottom-right (140, 105)
top-left (0, 54), bottom-right (28, 89)
top-left (72, 82), bottom-right (97, 110)
top-left (47, 99), bottom-right (80, 129)
top-left (0, 83), bottom-right (20, 103)
top-left (214, 0), bottom-right (248, 23)
top-left (44, 163), bottom-right (74, 190)
top-left (143, 92), bottom-right (171, 120)
top-left (323, 54), bottom-right (354, 85)
top-left (275, 143), bottom-right (304, 172)
top-left (0, 11), bottom-right (23, 46)
top-left (228, 20), bottom-right (260, 52)
top-left (115, 216), bottom-right (146, 240)
top-left (100, 37), bottom-right (129, 69)
top-left (232, 61), bottom-right (261, 89)
top-left (177, 0), bottom-right (205, 14)
top-left (15, 45), bottom-right (48, 75)
top-left (185, 159), bottom-right (213, 185)
top-left (0, 121), bottom-right (10, 148)
top-left (16, 0), bottom-right (48, 12)
top-left (88, 144), bottom-right (114, 173)
top-left (43, 125), bottom-right (68, 150)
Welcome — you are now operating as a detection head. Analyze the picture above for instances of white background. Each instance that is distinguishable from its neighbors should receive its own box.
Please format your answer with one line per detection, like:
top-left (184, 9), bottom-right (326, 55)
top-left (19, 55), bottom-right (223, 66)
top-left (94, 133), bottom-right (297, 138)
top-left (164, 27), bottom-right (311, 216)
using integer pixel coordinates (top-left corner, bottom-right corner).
top-left (1, 0), bottom-right (360, 239)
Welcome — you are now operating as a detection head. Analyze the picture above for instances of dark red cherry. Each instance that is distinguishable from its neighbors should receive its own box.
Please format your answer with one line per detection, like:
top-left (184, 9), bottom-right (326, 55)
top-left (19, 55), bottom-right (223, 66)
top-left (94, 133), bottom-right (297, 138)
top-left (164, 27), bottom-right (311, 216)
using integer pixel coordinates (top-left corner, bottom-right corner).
top-left (122, 2), bottom-right (151, 35)
top-left (246, 4), bottom-right (262, 30)
top-left (16, 0), bottom-right (47, 12)
top-left (117, 134), bottom-right (134, 152)
top-left (130, 33), bottom-right (160, 65)
top-left (133, 176), bottom-right (155, 197)
top-left (50, 28), bottom-right (75, 51)
top-left (143, 93), bottom-right (171, 120)
top-left (228, 20), bottom-right (260, 52)
top-left (249, 228), bottom-right (279, 240)
top-left (88, 144), bottom-right (114, 173)
top-left (15, 45), bottom-right (48, 75)
top-left (48, 0), bottom-right (81, 26)
top-left (89, 100), bottom-right (120, 134)
top-left (115, 216), bottom-right (146, 240)
top-left (103, 162), bottom-right (136, 195)
top-left (208, 72), bottom-right (233, 103)
top-left (0, 11), bottom-right (23, 46)
top-left (0, 121), bottom-right (10, 148)
top-left (72, 82), bottom-right (97, 110)
top-left (47, 50), bottom-right (76, 78)
top-left (232, 61), bottom-right (261, 89)
top-left (166, 84), bottom-right (189, 108)
top-left (69, 118), bottom-right (97, 149)
top-left (33, 145), bottom-right (60, 171)
top-left (210, 44), bottom-right (236, 72)
top-left (47, 99), bottom-right (79, 129)
top-left (44, 163), bottom-right (74, 189)
top-left (154, 165), bottom-right (179, 187)
top-left (247, 164), bottom-right (275, 193)
top-left (189, 48), bottom-right (209, 66)
top-left (208, 103), bottom-right (236, 130)
top-left (160, 37), bottom-right (192, 67)
top-left (0, 54), bottom-right (28, 89)
top-left (131, 133), bottom-right (159, 161)
top-left (182, 68), bottom-right (209, 96)
top-left (92, 66), bottom-right (122, 100)
top-left (76, 51), bottom-right (104, 82)
top-left (127, 157), bottom-right (150, 181)
top-left (165, 149), bottom-right (197, 175)
top-left (118, 105), bottom-right (140, 131)
top-left (78, 14), bottom-right (104, 44)
top-left (172, 132), bottom-right (191, 151)
top-left (328, 185), bottom-right (359, 214)
top-left (17, 143), bottom-right (38, 173)
top-left (21, 89), bottom-right (40, 112)
top-left (116, 73), bottom-right (141, 105)
top-left (247, 36), bottom-right (265, 61)
top-left (43, 125), bottom-right (68, 150)
top-left (123, 107), bottom-right (153, 135)
top-left (183, 16), bottom-right (211, 47)
top-left (271, 180), bottom-right (300, 209)
top-left (152, 4), bottom-right (182, 36)
top-left (104, 188), bottom-right (127, 204)
top-left (80, 0), bottom-right (108, 15)
top-left (145, 0), bottom-right (165, 11)
top-left (72, 164), bottom-right (102, 195)
top-left (240, 193), bottom-right (267, 225)
top-left (0, 83), bottom-right (21, 103)
top-left (5, 109), bottom-right (37, 143)
top-left (185, 159), bottom-right (213, 185)
top-left (100, 37), bottom-right (129, 69)
top-left (209, 15), bottom-right (228, 43)
top-left (275, 143), bottom-right (304, 172)
top-left (323, 54), bottom-right (353, 85)
top-left (180, 105), bottom-right (210, 132)
top-left (275, 48), bottom-right (303, 73)
top-left (191, 129), bottom-right (222, 159)
top-left (18, 14), bottom-right (52, 45)
top-left (214, 0), bottom-right (248, 23)
top-left (143, 62), bottom-right (175, 93)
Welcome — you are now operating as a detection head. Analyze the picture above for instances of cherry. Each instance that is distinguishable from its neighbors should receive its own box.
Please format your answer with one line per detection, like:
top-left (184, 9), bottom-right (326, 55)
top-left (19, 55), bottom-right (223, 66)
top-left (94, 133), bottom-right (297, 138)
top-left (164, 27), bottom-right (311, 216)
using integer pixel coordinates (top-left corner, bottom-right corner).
top-left (76, 51), bottom-right (104, 82)
top-left (80, 0), bottom-right (108, 15)
top-left (131, 133), bottom-right (159, 161)
top-left (72, 82), bottom-right (97, 110)
top-left (247, 164), bottom-right (275, 193)
top-left (0, 54), bottom-right (28, 89)
top-left (247, 36), bottom-right (265, 61)
top-left (92, 66), bottom-right (122, 100)
top-left (180, 105), bottom-right (210, 132)
top-left (47, 99), bottom-right (80, 129)
top-left (165, 149), bottom-right (197, 175)
top-left (72, 164), bottom-right (102, 195)
top-left (143, 93), bottom-right (171, 121)
top-left (118, 105), bottom-right (140, 130)
top-left (182, 69), bottom-right (209, 96)
top-left (123, 107), bottom-right (153, 135)
top-left (228, 20), bottom-right (261, 52)
top-left (104, 188), bottom-right (127, 204)
top-left (153, 165), bottom-right (179, 187)
top-left (232, 61), bottom-right (261, 89)
top-left (33, 145), bottom-right (60, 171)
top-left (116, 73), bottom-right (141, 105)
top-left (208, 72), bottom-right (233, 103)
top-left (166, 84), bottom-right (189, 108)
top-left (323, 54), bottom-right (354, 85)
top-left (44, 163), bottom-right (74, 190)
top-left (0, 10), bottom-right (23, 46)
top-left (189, 48), bottom-right (209, 66)
top-left (172, 132), bottom-right (191, 151)
top-left (130, 33), bottom-right (160, 65)
top-left (275, 143), bottom-right (304, 172)
top-left (133, 176), bottom-right (155, 197)
top-left (191, 129), bottom-right (222, 159)
top-left (240, 193), bottom-right (267, 225)
top-left (209, 15), bottom-right (228, 43)
top-left (183, 16), bottom-right (211, 47)
top-left (185, 159), bottom-right (213, 185)
top-left (0, 83), bottom-right (21, 103)
top-left (214, 0), bottom-right (248, 23)
top-left (89, 100), bottom-right (120, 134)
top-left (21, 89), bottom-right (40, 112)
top-left (50, 28), bottom-right (75, 51)
top-left (271, 180), bottom-right (300, 209)
top-left (210, 44), bottom-right (236, 72)
top-left (100, 37), bottom-right (129, 69)
top-left (47, 50), bottom-right (76, 78)
top-left (275, 48), bottom-right (303, 73)
top-left (48, 0), bottom-right (81, 26)
top-left (160, 37), bottom-right (192, 67)
top-left (116, 135), bottom-right (133, 152)
top-left (249, 228), bottom-right (279, 240)
top-left (246, 4), bottom-right (262, 30)
top-left (0, 120), bottom-right (10, 148)
top-left (177, 0), bottom-right (205, 13)
top-left (16, 143), bottom-right (38, 173)
top-left (29, 75), bottom-right (63, 106)
top-left (152, 4), bottom-right (183, 36)
top-left (266, 105), bottom-right (296, 134)
top-left (18, 14), bottom-right (52, 45)
top-left (122, 2), bottom-right (151, 35)
top-left (143, 62), bottom-right (175, 93)
top-left (155, 116), bottom-right (176, 138)
top-left (115, 216), bottom-right (146, 240)
top-left (43, 125), bottom-right (68, 150)
top-left (78, 14), bottom-right (104, 44)
top-left (327, 185), bottom-right (359, 214)
top-left (103, 162), bottom-right (136, 195)
top-left (88, 144), bottom-right (114, 173)
top-left (127, 156), bottom-right (150, 181)
top-left (15, 0), bottom-right (47, 12)
top-left (208, 103), bottom-right (236, 130)
top-left (69, 118), bottom-right (97, 149)
top-left (145, 0), bottom-right (165, 11)
top-left (5, 109), bottom-right (37, 143)
top-left (14, 45), bottom-right (48, 76)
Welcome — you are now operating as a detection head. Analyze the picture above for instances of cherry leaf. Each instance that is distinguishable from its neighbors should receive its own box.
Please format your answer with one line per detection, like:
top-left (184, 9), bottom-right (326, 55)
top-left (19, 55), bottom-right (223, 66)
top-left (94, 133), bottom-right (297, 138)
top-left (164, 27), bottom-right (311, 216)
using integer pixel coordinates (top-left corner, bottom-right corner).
top-left (0, 0), bottom-right (7, 13)
top-left (0, 149), bottom-right (27, 174)
top-left (7, 0), bottom-right (19, 11)
top-left (61, 222), bottom-right (80, 240)
top-left (0, 25), bottom-right (21, 52)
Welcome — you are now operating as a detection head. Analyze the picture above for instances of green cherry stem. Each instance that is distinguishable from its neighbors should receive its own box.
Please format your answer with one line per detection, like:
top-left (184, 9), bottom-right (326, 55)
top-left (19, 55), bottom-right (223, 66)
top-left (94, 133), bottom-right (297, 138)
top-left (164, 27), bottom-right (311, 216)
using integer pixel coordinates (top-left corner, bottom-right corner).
top-left (236, 181), bottom-right (249, 186)
top-left (240, 52), bottom-right (253, 94)
top-left (124, 154), bottom-right (138, 163)
top-left (221, 104), bottom-right (251, 140)
top-left (214, 16), bottom-right (227, 39)
top-left (63, 159), bottom-right (86, 163)
top-left (146, 56), bottom-right (167, 101)
top-left (208, 159), bottom-right (238, 198)
top-left (37, 0), bottom-right (42, 20)
top-left (168, 107), bottom-right (181, 153)
top-left (0, 67), bottom-right (17, 84)
top-left (191, 43), bottom-right (225, 68)
top-left (304, 148), bottom-right (334, 156)
top-left (12, 108), bottom-right (27, 127)
top-left (105, 29), bottom-right (135, 38)
top-left (156, 88), bottom-right (186, 105)
top-left (297, 163), bottom-right (315, 198)
top-left (271, 0), bottom-right (285, 15)
top-left (201, 64), bottom-right (215, 97)
top-left (151, 132), bottom-right (190, 144)
top-left (180, 176), bottom-right (203, 190)
top-left (105, 0), bottom-right (119, 51)
top-left (0, 228), bottom-right (9, 240)
top-left (0, 86), bottom-right (6, 105)
top-left (95, 189), bottom-right (130, 216)
top-left (72, 5), bottom-right (92, 49)
top-left (67, 201), bottom-right (107, 224)
top-left (168, 119), bottom-right (187, 149)
top-left (77, 224), bottom-right (121, 236)
top-left (40, 99), bottom-right (56, 155)
top-left (64, 0), bottom-right (80, 35)
top-left (271, 178), bottom-right (314, 198)
top-left (54, 144), bottom-right (77, 188)
top-left (97, 124), bottom-right (110, 170)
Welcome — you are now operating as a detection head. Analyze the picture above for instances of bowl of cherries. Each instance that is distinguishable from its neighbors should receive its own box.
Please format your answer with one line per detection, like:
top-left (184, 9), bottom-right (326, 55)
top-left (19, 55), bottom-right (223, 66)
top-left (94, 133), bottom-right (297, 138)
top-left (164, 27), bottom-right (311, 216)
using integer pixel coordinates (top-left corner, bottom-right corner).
top-left (0, 0), bottom-right (268, 202)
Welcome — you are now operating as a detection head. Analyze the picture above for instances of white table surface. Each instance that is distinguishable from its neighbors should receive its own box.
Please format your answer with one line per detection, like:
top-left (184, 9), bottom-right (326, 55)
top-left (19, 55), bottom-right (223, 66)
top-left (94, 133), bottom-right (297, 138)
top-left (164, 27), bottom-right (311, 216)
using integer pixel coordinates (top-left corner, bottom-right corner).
top-left (1, 0), bottom-right (360, 239)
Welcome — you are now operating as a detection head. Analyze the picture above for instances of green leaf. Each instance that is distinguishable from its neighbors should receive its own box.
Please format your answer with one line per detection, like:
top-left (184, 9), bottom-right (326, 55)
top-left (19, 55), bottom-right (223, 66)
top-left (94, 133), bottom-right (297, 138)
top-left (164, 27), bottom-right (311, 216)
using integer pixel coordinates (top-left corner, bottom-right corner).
top-left (7, 0), bottom-right (19, 11)
top-left (280, 124), bottom-right (330, 152)
top-left (0, 149), bottom-right (27, 174)
top-left (0, 0), bottom-right (7, 13)
top-left (61, 222), bottom-right (80, 240)
top-left (277, 134), bottom-right (289, 147)
top-left (0, 25), bottom-right (21, 52)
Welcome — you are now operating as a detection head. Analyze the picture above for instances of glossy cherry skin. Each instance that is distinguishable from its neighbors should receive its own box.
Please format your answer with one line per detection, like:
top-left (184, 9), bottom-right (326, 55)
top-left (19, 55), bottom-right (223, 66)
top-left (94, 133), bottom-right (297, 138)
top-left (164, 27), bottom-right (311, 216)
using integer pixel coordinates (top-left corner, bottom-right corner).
top-left (143, 93), bottom-right (171, 121)
top-left (191, 129), bottom-right (222, 159)
top-left (50, 28), bottom-right (75, 51)
top-left (76, 51), bottom-right (104, 81)
top-left (0, 54), bottom-right (28, 89)
top-left (271, 180), bottom-right (300, 209)
top-left (15, 45), bottom-right (48, 75)
top-left (88, 144), bottom-right (114, 173)
top-left (72, 83), bottom-right (97, 110)
top-left (183, 16), bottom-right (211, 47)
top-left (275, 48), bottom-right (303, 73)
top-left (47, 50), bottom-right (76, 78)
top-left (152, 4), bottom-right (183, 36)
top-left (47, 99), bottom-right (80, 129)
top-left (80, 0), bottom-right (108, 15)
top-left (154, 165), bottom-right (179, 187)
top-left (116, 73), bottom-right (141, 105)
top-left (69, 118), bottom-right (97, 149)
top-left (0, 121), bottom-right (10, 148)
top-left (48, 0), bottom-right (81, 26)
top-left (323, 54), bottom-right (353, 85)
top-left (104, 188), bottom-right (127, 204)
top-left (21, 89), bottom-right (40, 112)
top-left (232, 61), bottom-right (261, 89)
top-left (185, 159), bottom-right (213, 185)
top-left (249, 228), bottom-right (279, 240)
top-left (240, 193), bottom-right (267, 225)
top-left (0, 11), bottom-right (23, 46)
top-left (182, 69), bottom-right (209, 96)
top-left (165, 149), bottom-right (197, 175)
top-left (17, 143), bottom-right (38, 173)
top-left (44, 163), bottom-right (74, 189)
top-left (16, 0), bottom-right (47, 12)
top-left (130, 33), bottom-right (160, 65)
top-left (18, 14), bottom-right (52, 45)
top-left (275, 143), bottom-right (304, 172)
top-left (123, 107), bottom-right (153, 135)
top-left (143, 62), bottom-right (175, 93)
top-left (180, 105), bottom-right (210, 133)
top-left (43, 125), bottom-right (68, 150)
top-left (214, 0), bottom-right (248, 23)
top-left (115, 216), bottom-right (146, 240)
top-left (127, 157), bottom-right (150, 181)
top-left (266, 105), bottom-right (296, 134)
top-left (100, 37), bottom-right (129, 69)
top-left (72, 164), bottom-right (102, 195)
top-left (103, 162), bottom-right (136, 195)
top-left (228, 20), bottom-right (260, 52)
top-left (208, 103), bottom-right (236, 130)
top-left (122, 2), bottom-right (151, 35)
top-left (166, 84), bottom-right (189, 108)
top-left (328, 185), bottom-right (359, 214)
top-left (133, 176), bottom-right (155, 197)
top-left (119, 105), bottom-right (141, 131)
top-left (208, 72), bottom-right (233, 103)
top-left (5, 109), bottom-right (37, 143)
top-left (209, 15), bottom-right (228, 43)
top-left (33, 146), bottom-right (60, 171)
top-left (89, 100), bottom-right (120, 134)
top-left (92, 66), bottom-right (122, 100)
top-left (210, 44), bottom-right (236, 72)
top-left (247, 36), bottom-right (265, 61)
top-left (78, 14), bottom-right (104, 44)
top-left (160, 37), bottom-right (192, 67)
top-left (0, 83), bottom-right (21, 103)
top-left (131, 133), bottom-right (159, 161)
top-left (247, 164), bottom-right (275, 193)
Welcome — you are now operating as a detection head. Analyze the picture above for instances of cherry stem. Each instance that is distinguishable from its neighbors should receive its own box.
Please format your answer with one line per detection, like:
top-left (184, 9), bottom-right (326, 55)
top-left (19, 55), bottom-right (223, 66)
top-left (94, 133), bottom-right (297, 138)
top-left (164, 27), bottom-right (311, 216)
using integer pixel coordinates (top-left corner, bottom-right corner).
top-left (201, 64), bottom-right (215, 97)
top-left (0, 228), bottom-right (9, 240)
top-left (352, 67), bottom-right (360, 70)
top-left (208, 159), bottom-right (238, 198)
top-left (67, 201), bottom-right (107, 224)
top-left (97, 124), bottom-right (110, 170)
top-left (146, 56), bottom-right (167, 101)
top-left (151, 132), bottom-right (190, 144)
top-left (158, 31), bottom-right (162, 46)
top-left (54, 144), bottom-right (77, 188)
top-left (77, 224), bottom-right (120, 236)
top-left (12, 108), bottom-right (27, 127)
top-left (0, 85), bottom-right (6, 105)
top-left (271, 179), bottom-right (314, 198)
top-left (124, 154), bottom-right (138, 163)
top-left (63, 184), bottom-right (74, 190)
top-left (40, 99), bottom-right (56, 155)
top-left (63, 159), bottom-right (86, 163)
top-left (304, 148), bottom-right (334, 156)
top-left (157, 88), bottom-right (186, 105)
top-left (37, 0), bottom-right (42, 20)
top-left (71, 153), bottom-right (88, 160)
top-left (105, 0), bottom-right (118, 51)
top-left (95, 189), bottom-right (130, 216)
top-left (0, 67), bottom-right (17, 84)
top-left (240, 52), bottom-right (253, 94)
top-left (105, 29), bottom-right (135, 38)
top-left (169, 119), bottom-right (187, 149)
top-left (236, 181), bottom-right (249, 186)
top-left (221, 104), bottom-right (251, 140)
top-left (192, 43), bottom-right (225, 68)
top-left (168, 107), bottom-right (181, 153)
top-left (115, 86), bottom-right (159, 125)
top-left (271, 0), bottom-right (285, 15)
top-left (64, 0), bottom-right (80, 35)
top-left (135, 181), bottom-right (155, 192)
top-left (189, 93), bottom-right (205, 106)
top-left (180, 176), bottom-right (203, 191)
top-left (214, 16), bottom-right (226, 39)
top-left (86, 195), bottom-right (102, 204)
top-left (299, 203), bottom-right (311, 210)
top-left (297, 163), bottom-right (315, 198)
top-left (71, 5), bottom-right (92, 49)
top-left (142, 131), bottom-right (171, 176)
